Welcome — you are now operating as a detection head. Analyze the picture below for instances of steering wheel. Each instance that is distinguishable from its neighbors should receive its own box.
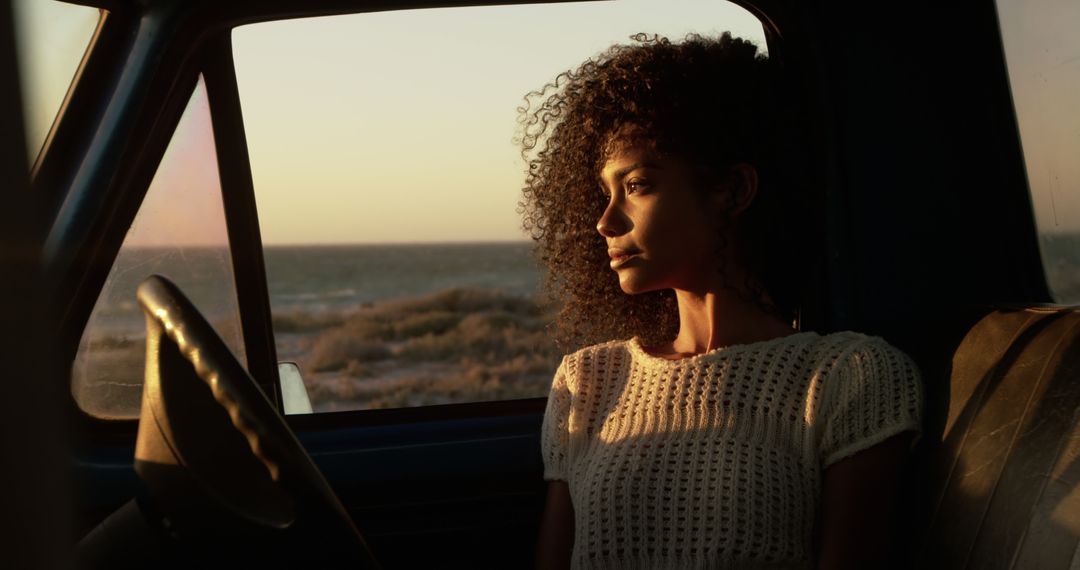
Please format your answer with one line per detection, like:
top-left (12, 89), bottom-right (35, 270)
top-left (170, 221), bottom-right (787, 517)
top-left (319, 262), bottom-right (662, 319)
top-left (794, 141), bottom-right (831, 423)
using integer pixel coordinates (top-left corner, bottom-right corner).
top-left (131, 274), bottom-right (380, 568)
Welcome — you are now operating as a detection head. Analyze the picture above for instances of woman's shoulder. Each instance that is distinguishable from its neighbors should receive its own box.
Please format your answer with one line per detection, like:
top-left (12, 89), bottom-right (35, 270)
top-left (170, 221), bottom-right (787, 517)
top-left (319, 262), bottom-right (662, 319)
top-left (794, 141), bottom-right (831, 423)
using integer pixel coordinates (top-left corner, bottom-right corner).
top-left (552, 338), bottom-right (636, 385)
top-left (814, 331), bottom-right (925, 465)
top-left (808, 331), bottom-right (921, 386)
top-left (786, 331), bottom-right (918, 386)
top-left (559, 338), bottom-right (632, 367)
top-left (810, 330), bottom-right (910, 357)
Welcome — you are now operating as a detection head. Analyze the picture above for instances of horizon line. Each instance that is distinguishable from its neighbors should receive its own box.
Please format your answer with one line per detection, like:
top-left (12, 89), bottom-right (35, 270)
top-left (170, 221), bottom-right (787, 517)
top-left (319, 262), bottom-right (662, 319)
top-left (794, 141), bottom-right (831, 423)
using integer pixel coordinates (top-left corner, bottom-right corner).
top-left (261, 238), bottom-right (535, 247)
top-left (122, 238), bottom-right (537, 249)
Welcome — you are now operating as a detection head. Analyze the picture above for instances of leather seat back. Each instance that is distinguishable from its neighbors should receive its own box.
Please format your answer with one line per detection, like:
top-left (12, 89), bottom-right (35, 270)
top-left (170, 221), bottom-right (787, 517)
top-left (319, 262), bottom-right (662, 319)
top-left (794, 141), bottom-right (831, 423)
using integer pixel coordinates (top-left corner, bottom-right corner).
top-left (915, 307), bottom-right (1080, 569)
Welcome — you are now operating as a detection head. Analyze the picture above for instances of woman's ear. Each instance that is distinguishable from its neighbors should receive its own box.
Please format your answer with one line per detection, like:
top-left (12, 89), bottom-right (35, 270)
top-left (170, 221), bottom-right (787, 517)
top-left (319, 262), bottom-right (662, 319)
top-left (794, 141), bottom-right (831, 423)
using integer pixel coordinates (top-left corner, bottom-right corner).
top-left (716, 163), bottom-right (758, 217)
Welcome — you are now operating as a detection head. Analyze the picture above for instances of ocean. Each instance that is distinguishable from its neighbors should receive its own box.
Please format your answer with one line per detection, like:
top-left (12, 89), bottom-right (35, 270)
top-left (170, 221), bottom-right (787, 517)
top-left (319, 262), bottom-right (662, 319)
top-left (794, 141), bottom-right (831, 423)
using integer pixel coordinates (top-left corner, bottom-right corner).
top-left (81, 242), bottom-right (543, 337)
top-left (263, 242), bottom-right (544, 313)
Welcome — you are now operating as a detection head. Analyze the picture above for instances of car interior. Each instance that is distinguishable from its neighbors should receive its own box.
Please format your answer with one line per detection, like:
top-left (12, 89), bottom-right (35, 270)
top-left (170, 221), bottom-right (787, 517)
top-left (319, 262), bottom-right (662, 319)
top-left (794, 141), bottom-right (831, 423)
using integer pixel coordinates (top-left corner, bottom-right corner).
top-left (0, 0), bottom-right (1077, 568)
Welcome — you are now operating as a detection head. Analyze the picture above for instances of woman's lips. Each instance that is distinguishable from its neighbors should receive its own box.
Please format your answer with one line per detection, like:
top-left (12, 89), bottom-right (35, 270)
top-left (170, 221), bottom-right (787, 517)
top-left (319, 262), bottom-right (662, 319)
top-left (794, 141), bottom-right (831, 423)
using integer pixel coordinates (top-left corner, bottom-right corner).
top-left (608, 248), bottom-right (641, 269)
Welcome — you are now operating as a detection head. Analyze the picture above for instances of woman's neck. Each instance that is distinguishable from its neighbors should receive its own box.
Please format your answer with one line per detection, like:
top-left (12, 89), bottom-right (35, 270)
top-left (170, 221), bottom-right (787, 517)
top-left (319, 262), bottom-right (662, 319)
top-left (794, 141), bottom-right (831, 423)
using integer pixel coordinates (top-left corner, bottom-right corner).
top-left (643, 275), bottom-right (794, 360)
top-left (676, 287), bottom-right (792, 348)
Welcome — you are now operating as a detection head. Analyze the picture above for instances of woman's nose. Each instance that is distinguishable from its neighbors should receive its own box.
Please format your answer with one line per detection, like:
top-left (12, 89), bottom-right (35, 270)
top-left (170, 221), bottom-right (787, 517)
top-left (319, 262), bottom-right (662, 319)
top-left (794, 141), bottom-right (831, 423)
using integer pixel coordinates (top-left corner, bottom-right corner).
top-left (596, 200), bottom-right (629, 238)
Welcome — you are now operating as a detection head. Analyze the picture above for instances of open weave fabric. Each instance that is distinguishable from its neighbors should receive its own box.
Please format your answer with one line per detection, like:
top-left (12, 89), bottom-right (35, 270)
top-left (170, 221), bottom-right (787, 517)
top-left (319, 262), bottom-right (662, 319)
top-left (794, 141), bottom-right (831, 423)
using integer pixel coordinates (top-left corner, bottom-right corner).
top-left (541, 331), bottom-right (923, 570)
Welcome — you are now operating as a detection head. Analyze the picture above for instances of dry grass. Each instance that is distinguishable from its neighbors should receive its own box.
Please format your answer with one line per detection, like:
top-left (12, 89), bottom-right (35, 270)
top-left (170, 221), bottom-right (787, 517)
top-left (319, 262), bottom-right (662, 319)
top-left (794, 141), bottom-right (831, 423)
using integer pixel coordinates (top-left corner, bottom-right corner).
top-left (296, 288), bottom-right (561, 410)
top-left (77, 288), bottom-right (563, 414)
top-left (272, 310), bottom-right (346, 333)
top-left (308, 329), bottom-right (391, 372)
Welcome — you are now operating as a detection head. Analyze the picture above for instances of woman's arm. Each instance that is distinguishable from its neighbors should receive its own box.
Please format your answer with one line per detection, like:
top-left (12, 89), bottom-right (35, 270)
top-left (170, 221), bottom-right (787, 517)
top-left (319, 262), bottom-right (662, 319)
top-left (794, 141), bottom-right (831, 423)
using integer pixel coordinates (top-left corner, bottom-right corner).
top-left (816, 431), bottom-right (915, 570)
top-left (536, 480), bottom-right (574, 570)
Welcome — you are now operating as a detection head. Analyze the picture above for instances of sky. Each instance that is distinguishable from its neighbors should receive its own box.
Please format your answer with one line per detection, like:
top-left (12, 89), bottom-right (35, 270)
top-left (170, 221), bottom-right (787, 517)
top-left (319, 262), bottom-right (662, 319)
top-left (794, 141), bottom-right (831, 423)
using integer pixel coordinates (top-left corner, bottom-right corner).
top-left (124, 78), bottom-right (232, 248)
top-left (230, 1), bottom-right (768, 244)
top-left (16, 0), bottom-right (1077, 245)
top-left (13, 0), bottom-right (768, 246)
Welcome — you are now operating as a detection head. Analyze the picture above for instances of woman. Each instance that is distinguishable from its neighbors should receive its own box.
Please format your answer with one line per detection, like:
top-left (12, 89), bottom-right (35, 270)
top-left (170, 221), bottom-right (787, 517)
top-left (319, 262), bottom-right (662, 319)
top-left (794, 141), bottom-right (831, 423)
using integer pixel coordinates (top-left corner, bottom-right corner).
top-left (519, 33), bottom-right (924, 570)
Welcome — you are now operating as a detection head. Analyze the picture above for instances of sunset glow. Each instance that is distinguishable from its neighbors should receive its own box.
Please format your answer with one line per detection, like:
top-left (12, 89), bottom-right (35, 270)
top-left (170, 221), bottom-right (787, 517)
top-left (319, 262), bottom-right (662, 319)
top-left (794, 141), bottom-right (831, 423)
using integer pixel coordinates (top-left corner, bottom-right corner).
top-left (231, 1), bottom-right (767, 244)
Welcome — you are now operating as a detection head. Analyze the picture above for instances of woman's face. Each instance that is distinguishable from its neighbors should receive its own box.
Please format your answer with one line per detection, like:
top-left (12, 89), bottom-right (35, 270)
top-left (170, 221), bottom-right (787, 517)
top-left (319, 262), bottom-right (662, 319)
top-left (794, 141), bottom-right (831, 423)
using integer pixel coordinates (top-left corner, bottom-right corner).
top-left (596, 140), bottom-right (725, 295)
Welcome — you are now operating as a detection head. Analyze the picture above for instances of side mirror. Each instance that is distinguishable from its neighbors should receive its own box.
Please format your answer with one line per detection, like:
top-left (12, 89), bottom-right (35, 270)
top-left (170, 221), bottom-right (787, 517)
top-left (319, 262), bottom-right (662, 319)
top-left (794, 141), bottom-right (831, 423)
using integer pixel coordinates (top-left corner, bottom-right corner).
top-left (278, 362), bottom-right (313, 415)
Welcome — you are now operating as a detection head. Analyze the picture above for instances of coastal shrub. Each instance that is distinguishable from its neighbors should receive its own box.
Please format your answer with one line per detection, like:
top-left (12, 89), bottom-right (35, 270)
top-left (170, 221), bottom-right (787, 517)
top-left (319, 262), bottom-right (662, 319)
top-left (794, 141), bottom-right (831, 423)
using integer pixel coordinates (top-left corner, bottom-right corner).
top-left (467, 353), bottom-right (557, 377)
top-left (359, 364), bottom-right (553, 409)
top-left (271, 310), bottom-right (345, 333)
top-left (297, 287), bottom-right (563, 410)
top-left (361, 288), bottom-right (542, 320)
top-left (457, 311), bottom-right (516, 335)
top-left (304, 353), bottom-right (559, 410)
top-left (397, 332), bottom-right (465, 362)
top-left (307, 328), bottom-right (390, 372)
top-left (342, 316), bottom-right (392, 341)
top-left (343, 359), bottom-right (373, 378)
top-left (333, 287), bottom-right (553, 339)
top-left (392, 310), bottom-right (461, 339)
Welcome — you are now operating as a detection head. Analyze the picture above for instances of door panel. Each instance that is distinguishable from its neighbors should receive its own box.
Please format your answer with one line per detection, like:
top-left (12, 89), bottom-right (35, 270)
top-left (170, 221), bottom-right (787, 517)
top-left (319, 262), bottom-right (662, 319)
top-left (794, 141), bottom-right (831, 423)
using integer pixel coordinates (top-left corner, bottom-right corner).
top-left (297, 411), bottom-right (546, 568)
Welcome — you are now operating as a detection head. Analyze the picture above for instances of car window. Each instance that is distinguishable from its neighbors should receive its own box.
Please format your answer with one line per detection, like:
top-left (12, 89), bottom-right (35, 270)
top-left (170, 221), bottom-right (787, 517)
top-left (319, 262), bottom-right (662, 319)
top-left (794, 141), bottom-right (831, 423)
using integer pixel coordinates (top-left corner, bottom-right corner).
top-left (12, 0), bottom-right (101, 167)
top-left (232, 0), bottom-right (767, 413)
top-left (995, 0), bottom-right (1080, 303)
top-left (72, 76), bottom-right (246, 419)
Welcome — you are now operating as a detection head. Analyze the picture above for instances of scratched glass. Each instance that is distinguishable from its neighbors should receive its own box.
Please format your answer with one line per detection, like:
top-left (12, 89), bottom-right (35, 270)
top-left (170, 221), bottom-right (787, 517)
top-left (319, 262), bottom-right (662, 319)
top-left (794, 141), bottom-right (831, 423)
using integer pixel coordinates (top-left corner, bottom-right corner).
top-left (71, 77), bottom-right (246, 419)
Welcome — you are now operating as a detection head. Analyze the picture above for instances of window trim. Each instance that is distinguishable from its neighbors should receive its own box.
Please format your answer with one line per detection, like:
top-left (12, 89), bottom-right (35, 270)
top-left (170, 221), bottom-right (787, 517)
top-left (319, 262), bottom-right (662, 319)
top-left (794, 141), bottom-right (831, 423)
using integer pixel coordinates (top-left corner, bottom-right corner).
top-left (285, 396), bottom-right (548, 430)
top-left (203, 33), bottom-right (283, 408)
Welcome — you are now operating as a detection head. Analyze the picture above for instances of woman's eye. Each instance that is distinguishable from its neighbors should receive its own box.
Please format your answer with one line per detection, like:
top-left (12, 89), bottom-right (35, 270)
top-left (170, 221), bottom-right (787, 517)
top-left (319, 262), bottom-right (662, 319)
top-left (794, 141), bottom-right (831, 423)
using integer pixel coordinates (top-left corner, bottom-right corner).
top-left (626, 178), bottom-right (650, 193)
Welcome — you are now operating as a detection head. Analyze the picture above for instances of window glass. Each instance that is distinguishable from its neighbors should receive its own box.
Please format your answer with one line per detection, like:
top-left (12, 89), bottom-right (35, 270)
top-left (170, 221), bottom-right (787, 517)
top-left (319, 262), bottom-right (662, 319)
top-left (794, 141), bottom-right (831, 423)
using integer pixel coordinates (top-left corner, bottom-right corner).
top-left (72, 77), bottom-right (246, 419)
top-left (995, 0), bottom-right (1080, 302)
top-left (12, 0), bottom-right (101, 166)
top-left (233, 0), bottom-right (767, 412)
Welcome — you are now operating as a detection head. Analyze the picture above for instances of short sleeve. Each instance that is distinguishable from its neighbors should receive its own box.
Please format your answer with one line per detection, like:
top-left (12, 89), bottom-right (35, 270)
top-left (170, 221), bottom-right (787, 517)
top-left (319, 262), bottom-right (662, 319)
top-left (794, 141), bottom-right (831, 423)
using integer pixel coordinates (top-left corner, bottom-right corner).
top-left (819, 337), bottom-right (924, 469)
top-left (541, 356), bottom-right (572, 481)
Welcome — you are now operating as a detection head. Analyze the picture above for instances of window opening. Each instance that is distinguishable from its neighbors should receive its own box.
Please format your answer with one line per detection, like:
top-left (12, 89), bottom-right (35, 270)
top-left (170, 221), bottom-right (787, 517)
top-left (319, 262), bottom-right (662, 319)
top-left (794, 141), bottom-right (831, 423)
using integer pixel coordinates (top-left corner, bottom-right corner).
top-left (233, 0), bottom-right (767, 412)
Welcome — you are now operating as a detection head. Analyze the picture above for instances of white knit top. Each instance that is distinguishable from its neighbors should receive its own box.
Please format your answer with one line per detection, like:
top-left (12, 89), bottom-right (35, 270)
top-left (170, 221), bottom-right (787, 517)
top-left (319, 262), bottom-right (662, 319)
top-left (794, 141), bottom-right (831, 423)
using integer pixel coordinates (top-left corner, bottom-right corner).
top-left (540, 331), bottom-right (924, 570)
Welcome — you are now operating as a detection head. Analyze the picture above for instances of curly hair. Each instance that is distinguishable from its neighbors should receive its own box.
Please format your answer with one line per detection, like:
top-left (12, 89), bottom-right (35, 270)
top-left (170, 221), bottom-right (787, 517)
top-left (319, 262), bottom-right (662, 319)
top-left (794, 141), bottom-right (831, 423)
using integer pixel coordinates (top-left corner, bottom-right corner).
top-left (518, 32), bottom-right (805, 350)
